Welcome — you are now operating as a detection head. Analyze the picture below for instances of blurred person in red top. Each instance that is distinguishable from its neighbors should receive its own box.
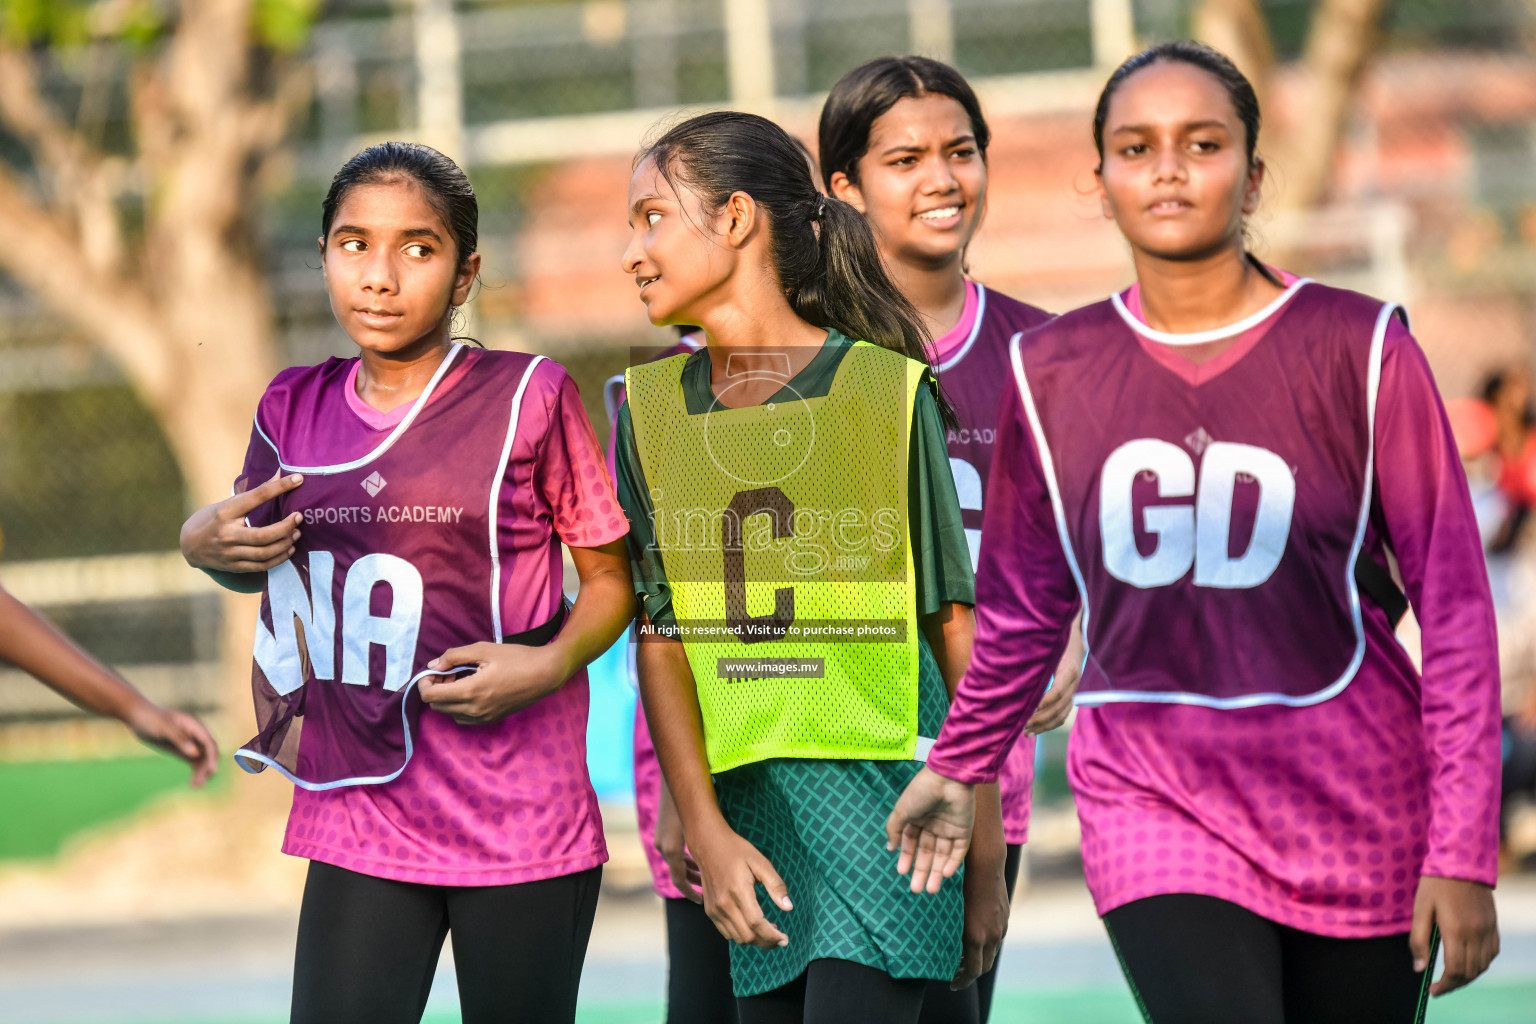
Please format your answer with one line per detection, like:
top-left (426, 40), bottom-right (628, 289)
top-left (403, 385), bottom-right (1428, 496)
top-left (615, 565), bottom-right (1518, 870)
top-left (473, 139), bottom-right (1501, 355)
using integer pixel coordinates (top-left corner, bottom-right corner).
top-left (1486, 367), bottom-right (1536, 544)
top-left (1450, 368), bottom-right (1536, 868)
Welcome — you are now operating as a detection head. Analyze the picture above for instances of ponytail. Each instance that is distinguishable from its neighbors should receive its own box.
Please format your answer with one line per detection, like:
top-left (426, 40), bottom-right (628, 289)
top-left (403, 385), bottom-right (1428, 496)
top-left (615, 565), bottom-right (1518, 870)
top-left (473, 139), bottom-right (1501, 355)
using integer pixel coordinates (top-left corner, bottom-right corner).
top-left (640, 112), bottom-right (956, 427)
top-left (796, 194), bottom-right (931, 369)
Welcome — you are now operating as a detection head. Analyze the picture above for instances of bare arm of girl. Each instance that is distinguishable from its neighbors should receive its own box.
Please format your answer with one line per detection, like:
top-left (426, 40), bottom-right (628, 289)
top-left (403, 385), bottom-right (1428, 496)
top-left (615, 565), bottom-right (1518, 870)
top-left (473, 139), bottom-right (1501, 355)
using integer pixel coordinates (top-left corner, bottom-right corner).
top-left (923, 601), bottom-right (1008, 986)
top-left (654, 774), bottom-right (702, 900)
top-left (0, 583), bottom-right (219, 785)
top-left (417, 540), bottom-right (634, 723)
top-left (1025, 611), bottom-right (1085, 735)
top-left (638, 613), bottom-right (793, 949)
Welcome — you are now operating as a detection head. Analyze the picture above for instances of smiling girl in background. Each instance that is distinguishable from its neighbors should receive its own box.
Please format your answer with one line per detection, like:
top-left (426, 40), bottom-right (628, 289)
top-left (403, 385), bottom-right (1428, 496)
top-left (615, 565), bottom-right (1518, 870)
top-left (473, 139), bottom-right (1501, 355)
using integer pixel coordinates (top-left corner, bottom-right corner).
top-left (818, 56), bottom-right (1084, 1020)
top-left (179, 142), bottom-right (633, 1024)
top-left (889, 42), bottom-right (1501, 1022)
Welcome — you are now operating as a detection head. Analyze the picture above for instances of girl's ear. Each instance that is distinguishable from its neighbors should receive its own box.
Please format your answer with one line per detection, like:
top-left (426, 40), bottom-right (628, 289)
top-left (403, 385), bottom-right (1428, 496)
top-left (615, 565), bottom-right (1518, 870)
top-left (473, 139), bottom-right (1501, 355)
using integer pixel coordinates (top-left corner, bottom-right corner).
top-left (1095, 169), bottom-right (1114, 221)
top-left (451, 251), bottom-right (482, 307)
top-left (721, 190), bottom-right (758, 249)
top-left (829, 171), bottom-right (865, 213)
top-left (1242, 155), bottom-right (1266, 217)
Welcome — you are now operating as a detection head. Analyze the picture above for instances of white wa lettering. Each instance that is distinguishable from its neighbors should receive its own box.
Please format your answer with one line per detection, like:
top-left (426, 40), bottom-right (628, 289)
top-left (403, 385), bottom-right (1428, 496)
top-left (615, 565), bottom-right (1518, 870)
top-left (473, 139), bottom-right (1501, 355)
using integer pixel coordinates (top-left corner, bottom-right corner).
top-left (1099, 439), bottom-right (1296, 590)
top-left (253, 551), bottom-right (426, 693)
top-left (253, 553), bottom-right (336, 696)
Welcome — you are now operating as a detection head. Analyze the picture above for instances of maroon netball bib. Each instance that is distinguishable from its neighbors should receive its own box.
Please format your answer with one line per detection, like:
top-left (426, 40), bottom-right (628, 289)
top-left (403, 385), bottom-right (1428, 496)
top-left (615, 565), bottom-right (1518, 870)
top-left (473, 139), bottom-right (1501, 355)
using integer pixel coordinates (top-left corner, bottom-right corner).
top-left (1013, 282), bottom-right (1399, 708)
top-left (234, 346), bottom-right (547, 788)
top-left (934, 285), bottom-right (1053, 567)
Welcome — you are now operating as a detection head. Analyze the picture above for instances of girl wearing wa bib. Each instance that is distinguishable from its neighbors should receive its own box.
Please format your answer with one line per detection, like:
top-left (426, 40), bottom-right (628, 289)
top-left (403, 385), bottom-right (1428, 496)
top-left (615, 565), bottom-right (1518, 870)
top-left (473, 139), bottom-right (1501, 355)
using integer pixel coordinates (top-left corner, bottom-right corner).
top-left (179, 143), bottom-right (633, 1024)
top-left (888, 43), bottom-right (1501, 1023)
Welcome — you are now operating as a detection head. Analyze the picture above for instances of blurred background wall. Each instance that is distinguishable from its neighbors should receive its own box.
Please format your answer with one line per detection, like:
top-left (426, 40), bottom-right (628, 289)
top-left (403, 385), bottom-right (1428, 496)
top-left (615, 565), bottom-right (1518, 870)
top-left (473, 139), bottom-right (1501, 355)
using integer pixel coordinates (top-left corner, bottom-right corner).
top-left (2, 1), bottom-right (1536, 1020)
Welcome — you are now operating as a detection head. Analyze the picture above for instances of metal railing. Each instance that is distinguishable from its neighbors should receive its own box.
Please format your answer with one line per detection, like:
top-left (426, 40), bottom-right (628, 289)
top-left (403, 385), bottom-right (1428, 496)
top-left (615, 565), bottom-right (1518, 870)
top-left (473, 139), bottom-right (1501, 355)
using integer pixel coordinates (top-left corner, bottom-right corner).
top-left (309, 0), bottom-right (1138, 170)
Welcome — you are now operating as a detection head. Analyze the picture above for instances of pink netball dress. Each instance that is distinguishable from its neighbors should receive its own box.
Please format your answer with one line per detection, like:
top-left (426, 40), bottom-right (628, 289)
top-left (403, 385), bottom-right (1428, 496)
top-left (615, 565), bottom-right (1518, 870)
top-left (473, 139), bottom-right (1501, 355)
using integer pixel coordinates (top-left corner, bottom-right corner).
top-left (603, 332), bottom-right (704, 899)
top-left (930, 281), bottom-right (1054, 844)
top-left (235, 345), bottom-right (629, 885)
top-left (927, 278), bottom-right (1501, 936)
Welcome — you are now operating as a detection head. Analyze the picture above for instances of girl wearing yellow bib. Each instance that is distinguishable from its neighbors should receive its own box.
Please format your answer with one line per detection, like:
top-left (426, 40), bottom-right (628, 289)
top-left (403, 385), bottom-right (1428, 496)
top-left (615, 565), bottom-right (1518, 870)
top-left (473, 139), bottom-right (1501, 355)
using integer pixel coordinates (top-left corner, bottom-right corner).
top-left (615, 112), bottom-right (1002, 1024)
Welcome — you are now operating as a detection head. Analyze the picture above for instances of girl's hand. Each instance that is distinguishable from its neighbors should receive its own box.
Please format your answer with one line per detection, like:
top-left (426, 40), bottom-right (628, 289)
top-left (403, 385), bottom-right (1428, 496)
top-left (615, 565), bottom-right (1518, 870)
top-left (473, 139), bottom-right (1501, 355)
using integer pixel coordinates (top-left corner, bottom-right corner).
top-left (1411, 875), bottom-right (1499, 996)
top-left (180, 472), bottom-right (305, 572)
top-left (952, 782), bottom-right (1008, 989)
top-left (419, 641), bottom-right (572, 725)
top-left (691, 820), bottom-right (793, 948)
top-left (125, 701), bottom-right (220, 787)
top-left (655, 781), bottom-right (703, 901)
top-left (1025, 615), bottom-right (1085, 735)
top-left (953, 841), bottom-right (1009, 989)
top-left (885, 766), bottom-right (975, 894)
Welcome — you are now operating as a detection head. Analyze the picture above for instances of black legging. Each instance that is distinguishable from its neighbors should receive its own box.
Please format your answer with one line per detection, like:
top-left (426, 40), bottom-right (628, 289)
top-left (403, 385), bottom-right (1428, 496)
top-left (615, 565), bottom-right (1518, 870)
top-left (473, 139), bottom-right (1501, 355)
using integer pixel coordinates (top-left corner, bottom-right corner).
top-left (737, 958), bottom-right (930, 1024)
top-left (672, 844), bottom-right (1023, 1024)
top-left (1104, 893), bottom-right (1434, 1024)
top-left (290, 859), bottom-right (602, 1024)
top-left (665, 896), bottom-right (740, 1023)
top-left (915, 841), bottom-right (1023, 1023)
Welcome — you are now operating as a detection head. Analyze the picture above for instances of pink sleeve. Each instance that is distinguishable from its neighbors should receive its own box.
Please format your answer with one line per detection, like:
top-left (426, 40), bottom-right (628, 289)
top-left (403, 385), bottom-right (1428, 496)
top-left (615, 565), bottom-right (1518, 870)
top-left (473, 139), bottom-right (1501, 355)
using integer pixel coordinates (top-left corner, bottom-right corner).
top-left (926, 379), bottom-right (1079, 784)
top-left (1374, 320), bottom-right (1502, 885)
top-left (536, 370), bottom-right (630, 549)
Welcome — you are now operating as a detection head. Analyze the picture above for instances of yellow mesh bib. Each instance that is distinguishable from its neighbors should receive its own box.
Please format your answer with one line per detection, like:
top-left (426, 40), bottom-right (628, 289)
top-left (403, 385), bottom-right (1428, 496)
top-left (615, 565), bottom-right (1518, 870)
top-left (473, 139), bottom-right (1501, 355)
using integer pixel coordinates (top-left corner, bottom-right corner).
top-left (628, 341), bottom-right (923, 772)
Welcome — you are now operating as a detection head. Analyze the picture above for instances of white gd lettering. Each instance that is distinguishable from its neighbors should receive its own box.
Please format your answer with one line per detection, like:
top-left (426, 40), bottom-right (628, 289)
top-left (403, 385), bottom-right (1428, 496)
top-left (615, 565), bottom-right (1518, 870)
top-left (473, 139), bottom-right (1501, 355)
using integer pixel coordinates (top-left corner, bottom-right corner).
top-left (253, 551), bottom-right (425, 694)
top-left (1100, 439), bottom-right (1295, 590)
top-left (950, 456), bottom-right (983, 572)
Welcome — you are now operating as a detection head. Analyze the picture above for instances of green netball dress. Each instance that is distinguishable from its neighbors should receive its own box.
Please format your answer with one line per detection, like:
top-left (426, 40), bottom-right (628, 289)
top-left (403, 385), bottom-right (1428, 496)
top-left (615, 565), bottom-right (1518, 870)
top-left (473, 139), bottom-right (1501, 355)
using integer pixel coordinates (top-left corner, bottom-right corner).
top-left (613, 331), bottom-right (975, 997)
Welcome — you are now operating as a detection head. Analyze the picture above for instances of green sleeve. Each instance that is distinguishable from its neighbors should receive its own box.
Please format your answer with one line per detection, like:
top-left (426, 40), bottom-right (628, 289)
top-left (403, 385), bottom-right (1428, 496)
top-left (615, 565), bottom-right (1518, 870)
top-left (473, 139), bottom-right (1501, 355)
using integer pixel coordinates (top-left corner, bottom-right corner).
top-left (612, 403), bottom-right (678, 629)
top-left (910, 380), bottom-right (976, 615)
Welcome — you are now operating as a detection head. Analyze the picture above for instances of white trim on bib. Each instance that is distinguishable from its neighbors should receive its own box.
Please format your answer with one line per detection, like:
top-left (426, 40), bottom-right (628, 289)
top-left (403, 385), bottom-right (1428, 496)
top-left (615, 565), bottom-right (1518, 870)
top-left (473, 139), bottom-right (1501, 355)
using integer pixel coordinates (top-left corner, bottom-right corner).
top-left (235, 352), bottom-right (548, 789)
top-left (1110, 279), bottom-right (1312, 347)
top-left (253, 343), bottom-right (467, 474)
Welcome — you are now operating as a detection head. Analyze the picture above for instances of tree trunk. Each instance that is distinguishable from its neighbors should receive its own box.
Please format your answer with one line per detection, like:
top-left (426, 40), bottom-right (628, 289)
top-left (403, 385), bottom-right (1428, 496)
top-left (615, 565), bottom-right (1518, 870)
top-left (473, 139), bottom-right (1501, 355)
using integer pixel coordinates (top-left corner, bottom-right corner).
top-left (0, 0), bottom-right (301, 751)
top-left (1270, 0), bottom-right (1391, 217)
top-left (157, 271), bottom-right (277, 745)
top-left (1193, 0), bottom-right (1275, 108)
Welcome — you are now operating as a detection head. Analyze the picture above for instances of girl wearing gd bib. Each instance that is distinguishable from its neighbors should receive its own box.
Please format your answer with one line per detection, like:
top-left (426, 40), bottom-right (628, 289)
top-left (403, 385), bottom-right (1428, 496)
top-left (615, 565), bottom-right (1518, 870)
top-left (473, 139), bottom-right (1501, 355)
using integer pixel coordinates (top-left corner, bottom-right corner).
top-left (179, 143), bottom-right (633, 1024)
top-left (613, 112), bottom-right (1003, 1023)
top-left (889, 43), bottom-right (1501, 1023)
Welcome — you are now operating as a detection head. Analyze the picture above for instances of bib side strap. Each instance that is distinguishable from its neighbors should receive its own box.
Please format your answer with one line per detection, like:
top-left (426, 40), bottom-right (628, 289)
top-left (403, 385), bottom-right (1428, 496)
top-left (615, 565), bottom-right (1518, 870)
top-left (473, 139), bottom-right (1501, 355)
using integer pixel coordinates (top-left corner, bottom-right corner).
top-left (503, 598), bottom-right (569, 647)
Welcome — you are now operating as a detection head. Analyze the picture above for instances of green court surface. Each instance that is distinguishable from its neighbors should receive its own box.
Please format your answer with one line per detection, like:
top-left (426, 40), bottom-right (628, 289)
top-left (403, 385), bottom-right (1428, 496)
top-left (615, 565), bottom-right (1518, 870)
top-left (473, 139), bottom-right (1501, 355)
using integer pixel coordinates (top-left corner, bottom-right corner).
top-left (415, 979), bottom-right (1519, 1024)
top-left (0, 754), bottom-right (210, 861)
top-left (57, 980), bottom-right (1536, 1024)
top-left (565, 981), bottom-right (1536, 1024)
top-left (985, 980), bottom-right (1536, 1023)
